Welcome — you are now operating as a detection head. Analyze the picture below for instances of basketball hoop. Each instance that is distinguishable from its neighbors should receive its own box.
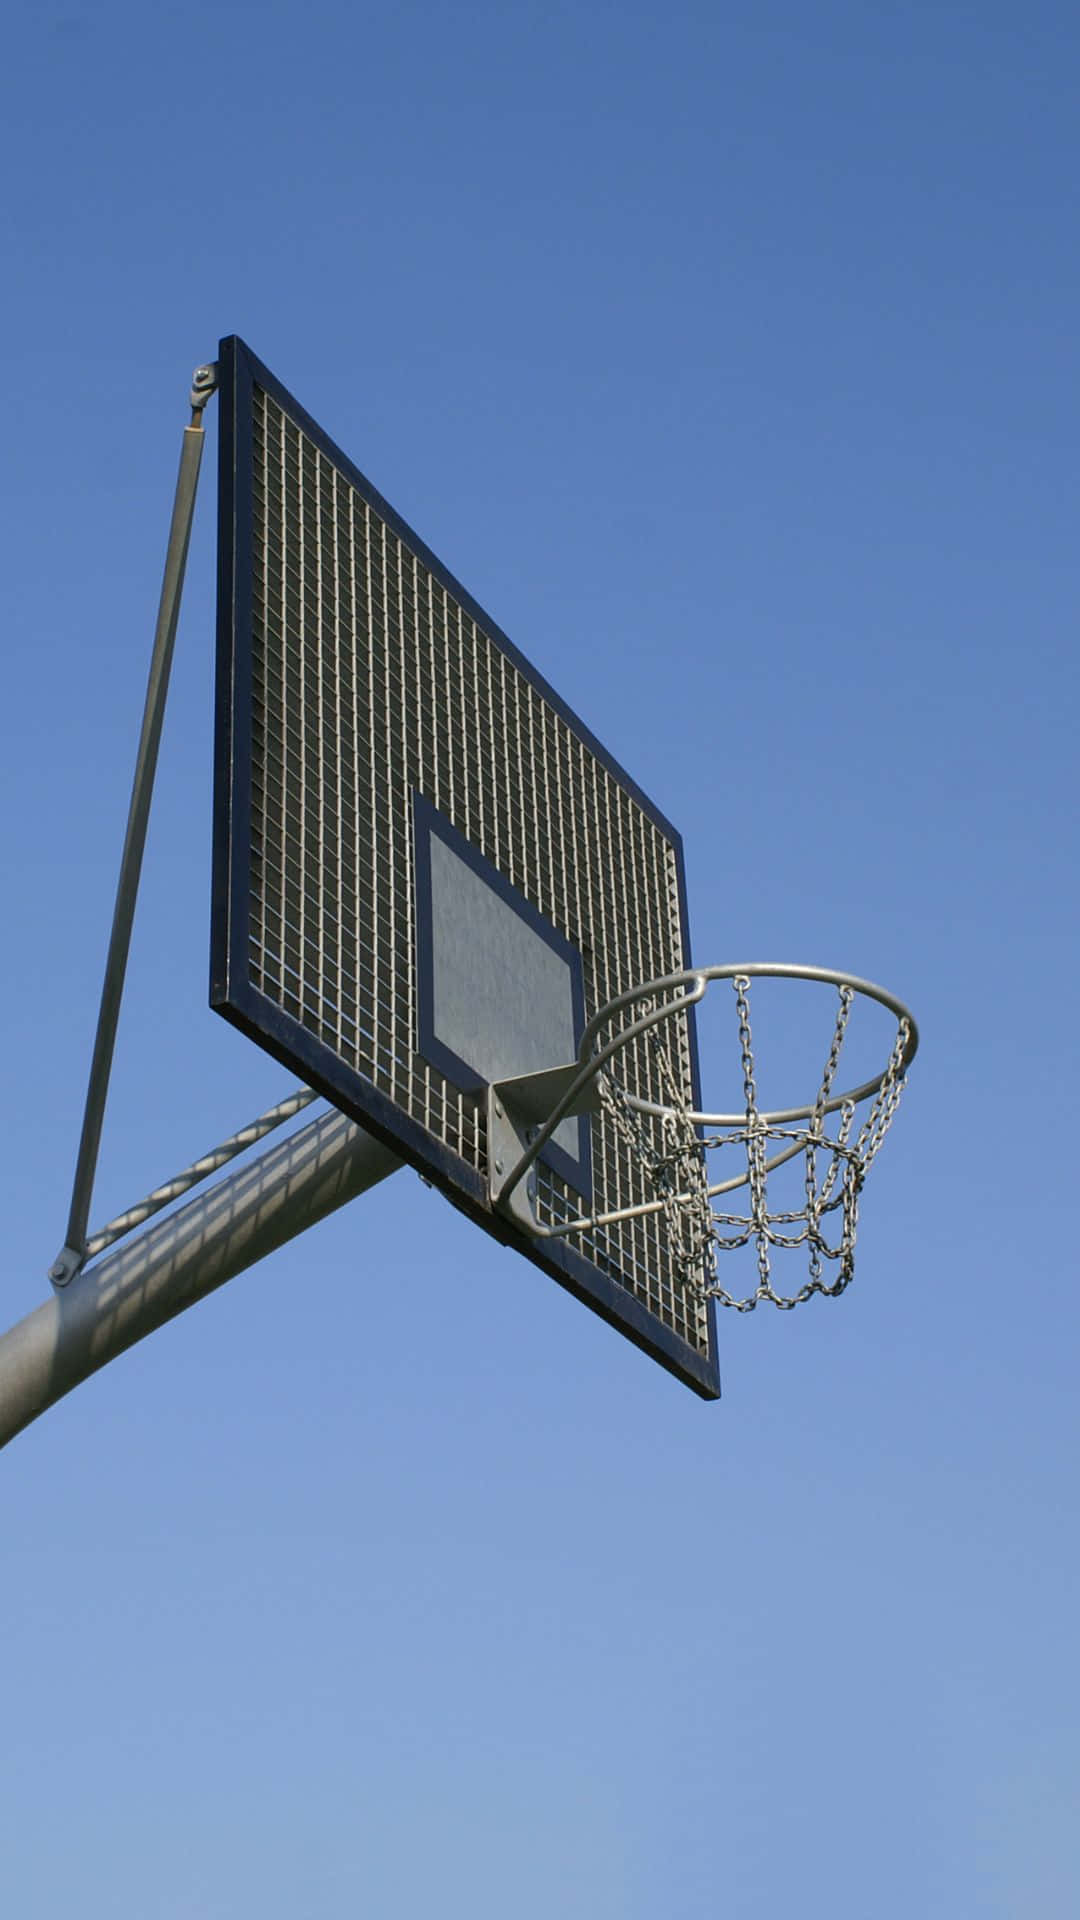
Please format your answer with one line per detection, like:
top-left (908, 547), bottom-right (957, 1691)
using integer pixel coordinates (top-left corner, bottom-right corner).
top-left (488, 964), bottom-right (918, 1311)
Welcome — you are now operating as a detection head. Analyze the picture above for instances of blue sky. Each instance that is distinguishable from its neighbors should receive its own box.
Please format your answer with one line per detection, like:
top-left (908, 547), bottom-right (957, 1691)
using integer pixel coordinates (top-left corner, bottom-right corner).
top-left (2, 3), bottom-right (1077, 1915)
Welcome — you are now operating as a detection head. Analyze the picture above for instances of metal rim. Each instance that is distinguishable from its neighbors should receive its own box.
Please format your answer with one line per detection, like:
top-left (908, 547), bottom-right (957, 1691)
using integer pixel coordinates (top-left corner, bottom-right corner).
top-left (590, 963), bottom-right (919, 1129)
top-left (493, 962), bottom-right (918, 1217)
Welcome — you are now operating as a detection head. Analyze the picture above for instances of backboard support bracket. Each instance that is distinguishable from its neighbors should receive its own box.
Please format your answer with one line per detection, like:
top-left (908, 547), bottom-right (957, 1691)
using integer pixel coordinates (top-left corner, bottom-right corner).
top-left (488, 1066), bottom-right (602, 1234)
top-left (49, 361), bottom-right (219, 1288)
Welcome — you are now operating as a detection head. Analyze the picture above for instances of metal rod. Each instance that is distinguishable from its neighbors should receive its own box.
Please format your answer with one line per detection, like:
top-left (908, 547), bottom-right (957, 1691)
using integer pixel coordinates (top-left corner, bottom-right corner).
top-left (5, 1110), bottom-right (402, 1452)
top-left (83, 1086), bottom-right (319, 1260)
top-left (531, 1140), bottom-right (814, 1239)
top-left (54, 381), bottom-right (216, 1285)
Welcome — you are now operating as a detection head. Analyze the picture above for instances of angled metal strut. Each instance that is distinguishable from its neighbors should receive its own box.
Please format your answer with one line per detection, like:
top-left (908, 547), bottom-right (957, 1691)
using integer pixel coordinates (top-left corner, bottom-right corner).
top-left (50, 363), bottom-right (219, 1286)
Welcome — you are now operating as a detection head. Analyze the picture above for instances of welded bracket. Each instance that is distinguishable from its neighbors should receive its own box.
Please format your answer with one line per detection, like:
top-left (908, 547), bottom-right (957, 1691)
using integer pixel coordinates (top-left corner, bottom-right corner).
top-left (487, 1065), bottom-right (602, 1234)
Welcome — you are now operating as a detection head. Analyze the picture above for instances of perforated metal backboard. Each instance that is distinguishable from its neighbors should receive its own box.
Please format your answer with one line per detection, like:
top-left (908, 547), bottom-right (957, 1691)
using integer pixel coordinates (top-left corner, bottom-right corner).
top-left (212, 337), bottom-right (719, 1397)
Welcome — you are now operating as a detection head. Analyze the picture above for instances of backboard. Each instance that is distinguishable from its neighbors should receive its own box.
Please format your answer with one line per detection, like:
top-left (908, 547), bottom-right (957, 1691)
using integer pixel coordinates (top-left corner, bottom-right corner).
top-left (212, 337), bottom-right (719, 1397)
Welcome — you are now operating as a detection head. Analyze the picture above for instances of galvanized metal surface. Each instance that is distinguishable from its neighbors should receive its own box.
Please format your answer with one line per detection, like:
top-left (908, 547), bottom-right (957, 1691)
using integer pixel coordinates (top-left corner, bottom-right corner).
top-left (83, 1086), bottom-right (318, 1260)
top-left (4, 1111), bottom-right (400, 1452)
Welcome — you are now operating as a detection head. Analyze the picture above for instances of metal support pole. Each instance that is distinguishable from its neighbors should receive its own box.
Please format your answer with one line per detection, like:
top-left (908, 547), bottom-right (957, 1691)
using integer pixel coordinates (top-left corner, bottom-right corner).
top-left (4, 1110), bottom-right (402, 1452)
top-left (52, 365), bottom-right (219, 1286)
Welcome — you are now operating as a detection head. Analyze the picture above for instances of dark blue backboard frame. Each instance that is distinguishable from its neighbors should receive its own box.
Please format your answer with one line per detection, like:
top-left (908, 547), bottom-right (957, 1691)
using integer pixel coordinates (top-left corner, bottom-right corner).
top-left (211, 335), bottom-right (719, 1399)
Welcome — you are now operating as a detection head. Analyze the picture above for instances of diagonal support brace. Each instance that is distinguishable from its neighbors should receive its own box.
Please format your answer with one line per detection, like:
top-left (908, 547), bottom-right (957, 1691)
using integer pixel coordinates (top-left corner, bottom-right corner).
top-left (50, 362), bottom-right (219, 1287)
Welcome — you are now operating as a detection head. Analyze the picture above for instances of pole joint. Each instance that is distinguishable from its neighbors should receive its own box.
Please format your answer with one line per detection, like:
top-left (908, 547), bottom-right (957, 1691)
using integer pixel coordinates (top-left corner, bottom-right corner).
top-left (189, 361), bottom-right (218, 422)
top-left (49, 1246), bottom-right (83, 1288)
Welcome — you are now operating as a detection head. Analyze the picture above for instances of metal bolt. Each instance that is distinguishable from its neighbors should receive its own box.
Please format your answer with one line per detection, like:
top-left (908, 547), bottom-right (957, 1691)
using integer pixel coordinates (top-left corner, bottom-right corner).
top-left (494, 1100), bottom-right (503, 1118)
top-left (494, 1158), bottom-right (504, 1176)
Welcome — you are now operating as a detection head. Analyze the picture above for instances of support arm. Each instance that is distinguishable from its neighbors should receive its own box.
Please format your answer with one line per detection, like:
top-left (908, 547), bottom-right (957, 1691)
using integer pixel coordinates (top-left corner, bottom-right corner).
top-left (3, 1110), bottom-right (401, 1452)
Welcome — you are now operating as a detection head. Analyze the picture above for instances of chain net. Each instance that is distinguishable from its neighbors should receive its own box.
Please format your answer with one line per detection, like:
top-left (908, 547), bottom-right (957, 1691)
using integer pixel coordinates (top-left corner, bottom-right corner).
top-left (598, 976), bottom-right (912, 1311)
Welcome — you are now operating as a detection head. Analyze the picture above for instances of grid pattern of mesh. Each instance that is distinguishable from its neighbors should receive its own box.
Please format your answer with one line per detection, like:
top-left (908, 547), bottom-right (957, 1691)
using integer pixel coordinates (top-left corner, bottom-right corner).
top-left (245, 385), bottom-right (710, 1357)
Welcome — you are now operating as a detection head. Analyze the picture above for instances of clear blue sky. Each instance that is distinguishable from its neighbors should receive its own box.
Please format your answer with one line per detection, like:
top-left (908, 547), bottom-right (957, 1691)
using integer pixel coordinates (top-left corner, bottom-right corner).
top-left (2, 3), bottom-right (1076, 1915)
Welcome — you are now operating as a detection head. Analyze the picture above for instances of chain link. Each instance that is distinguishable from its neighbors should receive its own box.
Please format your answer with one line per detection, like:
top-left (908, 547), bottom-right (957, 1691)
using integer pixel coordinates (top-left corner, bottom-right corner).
top-left (598, 995), bottom-right (715, 1289)
top-left (597, 976), bottom-right (911, 1313)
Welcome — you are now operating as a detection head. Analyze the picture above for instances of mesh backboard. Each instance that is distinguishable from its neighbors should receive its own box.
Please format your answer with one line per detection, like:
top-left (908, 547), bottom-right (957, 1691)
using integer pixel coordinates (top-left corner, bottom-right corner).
top-left (212, 337), bottom-right (719, 1397)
